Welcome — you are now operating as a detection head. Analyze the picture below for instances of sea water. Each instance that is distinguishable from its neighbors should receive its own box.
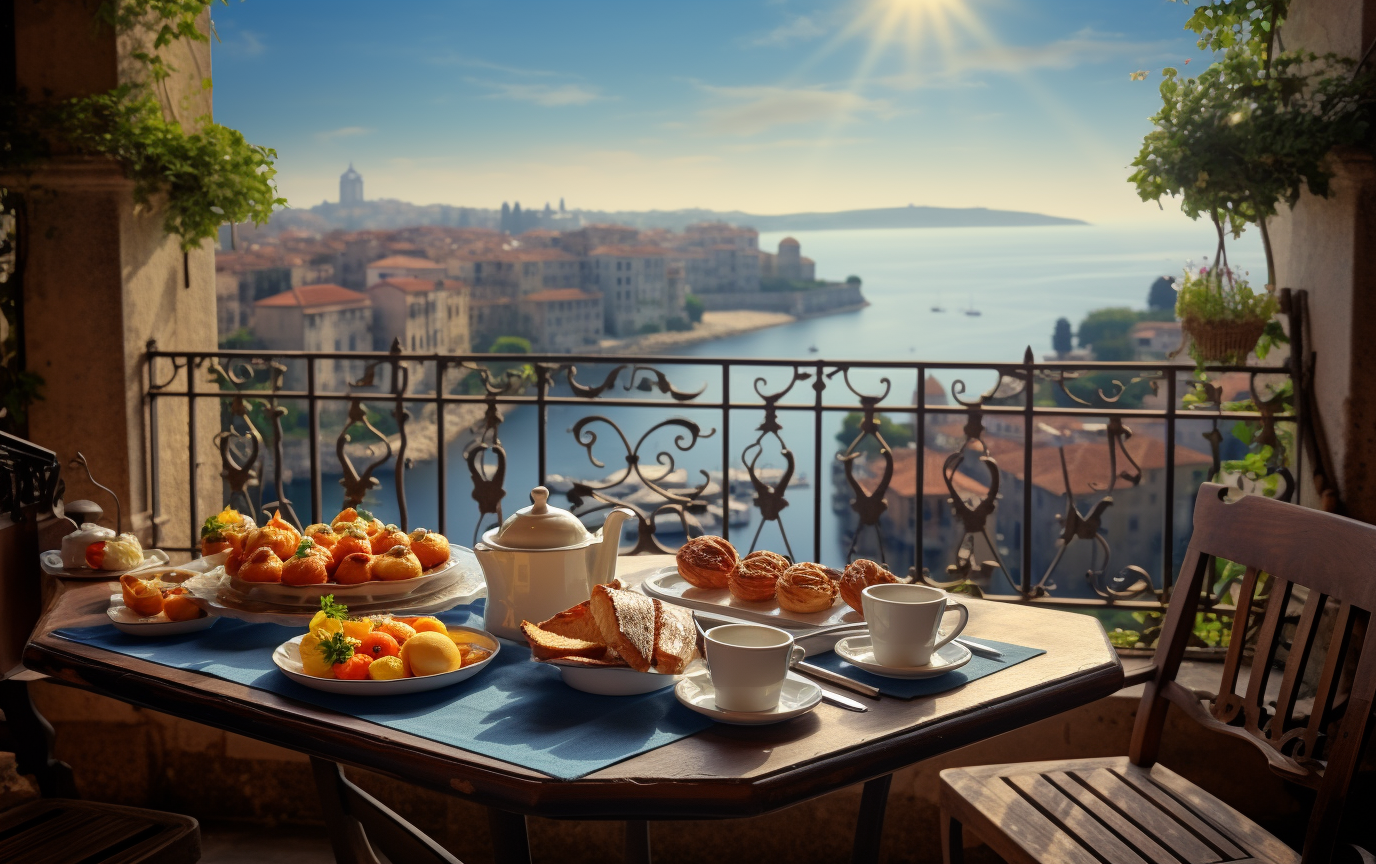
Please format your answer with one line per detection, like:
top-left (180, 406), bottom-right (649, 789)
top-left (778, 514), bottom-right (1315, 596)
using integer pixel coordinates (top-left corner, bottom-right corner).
top-left (285, 221), bottom-right (1263, 573)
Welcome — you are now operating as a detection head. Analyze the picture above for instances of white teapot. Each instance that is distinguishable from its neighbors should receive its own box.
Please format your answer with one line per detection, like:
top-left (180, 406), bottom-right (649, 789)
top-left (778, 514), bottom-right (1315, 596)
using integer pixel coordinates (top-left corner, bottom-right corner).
top-left (474, 486), bottom-right (634, 640)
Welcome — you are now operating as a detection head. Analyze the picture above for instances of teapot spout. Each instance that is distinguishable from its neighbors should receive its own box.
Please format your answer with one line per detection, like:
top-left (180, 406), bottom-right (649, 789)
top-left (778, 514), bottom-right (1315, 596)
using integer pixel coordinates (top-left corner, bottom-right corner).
top-left (591, 507), bottom-right (636, 585)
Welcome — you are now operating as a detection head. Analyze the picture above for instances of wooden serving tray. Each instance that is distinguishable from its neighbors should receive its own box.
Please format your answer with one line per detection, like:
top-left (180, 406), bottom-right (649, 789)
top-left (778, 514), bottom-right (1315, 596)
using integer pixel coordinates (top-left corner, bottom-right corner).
top-left (639, 566), bottom-right (863, 630)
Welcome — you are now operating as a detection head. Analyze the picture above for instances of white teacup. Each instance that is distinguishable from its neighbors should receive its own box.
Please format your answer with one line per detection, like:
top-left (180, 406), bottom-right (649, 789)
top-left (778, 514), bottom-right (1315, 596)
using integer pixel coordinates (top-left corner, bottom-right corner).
top-left (704, 623), bottom-right (805, 712)
top-left (861, 583), bottom-right (969, 668)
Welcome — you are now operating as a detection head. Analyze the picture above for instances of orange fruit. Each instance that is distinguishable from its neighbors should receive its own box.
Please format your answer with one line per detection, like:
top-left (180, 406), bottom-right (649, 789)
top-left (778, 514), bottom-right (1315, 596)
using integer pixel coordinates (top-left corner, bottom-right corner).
top-left (399, 631), bottom-right (461, 677)
top-left (358, 631), bottom-right (400, 659)
top-left (332, 654), bottom-right (373, 680)
top-left (377, 619), bottom-right (416, 644)
top-left (411, 616), bottom-right (447, 635)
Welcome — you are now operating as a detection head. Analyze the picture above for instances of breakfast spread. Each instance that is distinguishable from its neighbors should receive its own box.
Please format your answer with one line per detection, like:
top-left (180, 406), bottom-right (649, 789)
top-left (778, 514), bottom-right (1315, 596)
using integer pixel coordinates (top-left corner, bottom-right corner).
top-left (222, 507), bottom-right (451, 586)
top-left (118, 572), bottom-right (207, 622)
top-left (521, 582), bottom-right (697, 674)
top-left (297, 595), bottom-right (490, 681)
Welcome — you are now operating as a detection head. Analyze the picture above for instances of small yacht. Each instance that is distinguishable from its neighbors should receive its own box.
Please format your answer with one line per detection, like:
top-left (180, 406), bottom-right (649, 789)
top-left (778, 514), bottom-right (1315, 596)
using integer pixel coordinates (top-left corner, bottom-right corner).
top-left (807, 345), bottom-right (819, 353)
top-left (930, 305), bottom-right (945, 313)
top-left (963, 307), bottom-right (982, 317)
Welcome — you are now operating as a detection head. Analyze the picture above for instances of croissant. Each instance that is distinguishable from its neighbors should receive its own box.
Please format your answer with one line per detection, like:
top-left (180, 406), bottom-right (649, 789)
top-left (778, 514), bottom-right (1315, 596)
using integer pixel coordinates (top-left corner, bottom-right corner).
top-left (676, 535), bottom-right (738, 589)
top-left (777, 562), bottom-right (839, 613)
top-left (408, 528), bottom-right (450, 570)
top-left (840, 559), bottom-right (904, 615)
top-left (728, 551), bottom-right (789, 603)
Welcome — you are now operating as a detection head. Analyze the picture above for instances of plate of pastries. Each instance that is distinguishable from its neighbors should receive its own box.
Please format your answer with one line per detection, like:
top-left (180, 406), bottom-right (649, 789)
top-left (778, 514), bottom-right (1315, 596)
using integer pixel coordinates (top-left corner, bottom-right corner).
top-left (640, 535), bottom-right (910, 628)
top-left (520, 581), bottom-right (698, 695)
top-left (273, 596), bottom-right (498, 695)
top-left (204, 506), bottom-right (463, 606)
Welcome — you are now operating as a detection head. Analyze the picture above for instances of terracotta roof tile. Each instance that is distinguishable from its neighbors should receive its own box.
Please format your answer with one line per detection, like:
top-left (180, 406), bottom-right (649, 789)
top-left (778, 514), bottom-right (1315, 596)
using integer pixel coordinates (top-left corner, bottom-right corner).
top-left (372, 278), bottom-right (446, 294)
top-left (522, 289), bottom-right (601, 303)
top-left (255, 284), bottom-right (368, 309)
top-left (588, 245), bottom-right (669, 258)
top-left (366, 255), bottom-right (444, 270)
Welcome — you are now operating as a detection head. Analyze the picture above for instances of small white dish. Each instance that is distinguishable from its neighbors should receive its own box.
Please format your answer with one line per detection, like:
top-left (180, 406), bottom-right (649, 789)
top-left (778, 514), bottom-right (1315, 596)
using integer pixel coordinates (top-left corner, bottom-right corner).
top-left (834, 635), bottom-right (972, 679)
top-left (674, 670), bottom-right (822, 725)
top-left (549, 661), bottom-right (682, 696)
top-left (106, 605), bottom-right (217, 636)
top-left (40, 548), bottom-right (171, 580)
top-left (272, 626), bottom-right (499, 695)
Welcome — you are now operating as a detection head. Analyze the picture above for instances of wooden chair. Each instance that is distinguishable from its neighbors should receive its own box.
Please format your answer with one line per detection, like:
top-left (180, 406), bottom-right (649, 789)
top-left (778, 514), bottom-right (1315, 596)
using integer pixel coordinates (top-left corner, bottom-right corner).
top-left (939, 483), bottom-right (1376, 864)
top-left (0, 798), bottom-right (199, 864)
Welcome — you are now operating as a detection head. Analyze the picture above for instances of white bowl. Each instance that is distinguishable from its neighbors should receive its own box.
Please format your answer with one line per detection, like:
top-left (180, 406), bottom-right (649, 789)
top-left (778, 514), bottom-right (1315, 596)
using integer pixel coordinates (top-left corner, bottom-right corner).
top-left (230, 546), bottom-right (469, 607)
top-left (273, 626), bottom-right (499, 695)
top-left (549, 661), bottom-right (682, 696)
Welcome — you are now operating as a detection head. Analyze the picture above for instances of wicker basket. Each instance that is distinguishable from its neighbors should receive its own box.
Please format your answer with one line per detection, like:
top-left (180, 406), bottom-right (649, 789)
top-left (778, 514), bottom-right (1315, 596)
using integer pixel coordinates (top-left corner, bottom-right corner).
top-left (1182, 317), bottom-right (1268, 363)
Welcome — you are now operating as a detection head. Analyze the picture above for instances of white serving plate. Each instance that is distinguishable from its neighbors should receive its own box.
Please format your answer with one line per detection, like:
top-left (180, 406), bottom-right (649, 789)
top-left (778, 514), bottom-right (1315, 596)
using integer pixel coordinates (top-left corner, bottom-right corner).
top-left (833, 635), bottom-right (972, 680)
top-left (272, 626), bottom-right (499, 695)
top-left (40, 548), bottom-right (172, 581)
top-left (229, 546), bottom-right (470, 607)
top-left (547, 659), bottom-right (683, 696)
top-left (106, 605), bottom-right (218, 636)
top-left (640, 566), bottom-right (863, 630)
top-left (674, 670), bottom-right (822, 725)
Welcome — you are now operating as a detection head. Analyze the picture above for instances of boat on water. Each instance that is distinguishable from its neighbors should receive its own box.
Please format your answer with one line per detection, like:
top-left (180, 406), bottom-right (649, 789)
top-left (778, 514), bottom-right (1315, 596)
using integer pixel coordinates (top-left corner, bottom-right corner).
top-left (807, 345), bottom-right (819, 353)
top-left (931, 305), bottom-right (946, 313)
top-left (963, 308), bottom-right (982, 317)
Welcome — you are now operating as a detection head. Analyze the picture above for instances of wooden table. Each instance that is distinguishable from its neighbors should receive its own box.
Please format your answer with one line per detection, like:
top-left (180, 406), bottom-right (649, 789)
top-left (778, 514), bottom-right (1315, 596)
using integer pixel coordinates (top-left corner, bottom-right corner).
top-left (23, 556), bottom-right (1123, 864)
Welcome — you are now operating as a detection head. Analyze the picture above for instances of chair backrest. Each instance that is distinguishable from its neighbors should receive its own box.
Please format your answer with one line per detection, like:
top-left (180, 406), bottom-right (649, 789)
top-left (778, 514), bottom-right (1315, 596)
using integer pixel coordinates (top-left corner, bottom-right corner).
top-left (1130, 483), bottom-right (1376, 862)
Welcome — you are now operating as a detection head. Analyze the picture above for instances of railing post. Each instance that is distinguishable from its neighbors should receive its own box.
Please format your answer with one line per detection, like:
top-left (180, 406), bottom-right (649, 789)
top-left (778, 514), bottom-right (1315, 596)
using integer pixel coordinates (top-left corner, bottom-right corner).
top-left (308, 356), bottom-right (321, 526)
top-left (721, 363), bottom-right (730, 544)
top-left (147, 343), bottom-right (161, 550)
top-left (1021, 348), bottom-right (1034, 597)
top-left (1163, 367), bottom-right (1177, 598)
top-left (187, 352), bottom-right (197, 553)
top-left (436, 358), bottom-right (447, 537)
top-left (537, 362), bottom-right (547, 487)
top-left (813, 359), bottom-right (824, 563)
top-left (915, 364), bottom-right (924, 578)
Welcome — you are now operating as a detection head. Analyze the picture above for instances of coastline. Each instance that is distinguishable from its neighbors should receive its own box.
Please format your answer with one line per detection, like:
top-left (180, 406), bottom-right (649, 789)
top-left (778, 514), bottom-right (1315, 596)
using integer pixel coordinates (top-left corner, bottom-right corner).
top-left (600, 310), bottom-right (798, 355)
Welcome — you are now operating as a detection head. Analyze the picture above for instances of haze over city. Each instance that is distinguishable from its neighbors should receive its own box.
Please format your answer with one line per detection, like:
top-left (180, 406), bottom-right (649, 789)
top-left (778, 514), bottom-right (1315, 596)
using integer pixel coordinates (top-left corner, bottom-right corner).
top-left (210, 0), bottom-right (1212, 224)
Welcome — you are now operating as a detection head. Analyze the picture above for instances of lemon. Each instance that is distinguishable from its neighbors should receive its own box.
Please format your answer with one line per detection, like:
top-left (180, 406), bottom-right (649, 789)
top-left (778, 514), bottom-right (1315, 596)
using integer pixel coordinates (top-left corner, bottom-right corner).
top-left (400, 631), bottom-right (462, 677)
top-left (299, 629), bottom-right (336, 678)
top-left (307, 611), bottom-right (343, 635)
top-left (367, 656), bottom-right (406, 681)
top-left (342, 618), bottom-right (374, 640)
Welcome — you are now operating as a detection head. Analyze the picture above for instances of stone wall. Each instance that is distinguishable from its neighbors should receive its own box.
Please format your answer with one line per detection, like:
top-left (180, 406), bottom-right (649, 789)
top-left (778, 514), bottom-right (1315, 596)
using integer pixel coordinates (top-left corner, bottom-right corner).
top-left (697, 283), bottom-right (867, 318)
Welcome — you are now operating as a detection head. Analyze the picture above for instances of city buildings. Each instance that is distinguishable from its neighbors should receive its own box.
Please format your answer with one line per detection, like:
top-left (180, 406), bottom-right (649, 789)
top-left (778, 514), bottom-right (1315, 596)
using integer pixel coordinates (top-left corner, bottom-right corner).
top-left (365, 255), bottom-right (447, 287)
top-left (586, 245), bottom-right (680, 336)
top-left (252, 284), bottom-right (373, 391)
top-left (517, 289), bottom-right (605, 352)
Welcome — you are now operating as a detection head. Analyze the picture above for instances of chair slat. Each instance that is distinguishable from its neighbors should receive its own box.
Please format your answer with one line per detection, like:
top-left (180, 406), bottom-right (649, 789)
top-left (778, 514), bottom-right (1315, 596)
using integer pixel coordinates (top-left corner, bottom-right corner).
top-left (1269, 591), bottom-right (1326, 746)
top-left (1005, 772), bottom-right (1151, 864)
top-left (1285, 601), bottom-right (1355, 762)
top-left (1240, 577), bottom-right (1293, 736)
top-left (1080, 768), bottom-right (1229, 862)
top-left (1042, 771), bottom-right (1181, 864)
top-left (1213, 566), bottom-right (1261, 724)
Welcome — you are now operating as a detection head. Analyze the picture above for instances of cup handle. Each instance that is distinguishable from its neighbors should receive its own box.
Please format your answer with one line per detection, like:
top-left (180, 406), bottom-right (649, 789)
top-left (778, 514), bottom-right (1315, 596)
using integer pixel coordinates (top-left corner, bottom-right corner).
top-left (789, 645), bottom-right (806, 667)
top-left (933, 601), bottom-right (969, 651)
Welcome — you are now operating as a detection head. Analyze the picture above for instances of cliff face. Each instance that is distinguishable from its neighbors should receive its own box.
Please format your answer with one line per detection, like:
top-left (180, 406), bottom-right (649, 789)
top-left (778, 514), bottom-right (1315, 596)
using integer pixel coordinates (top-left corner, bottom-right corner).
top-left (696, 283), bottom-right (868, 317)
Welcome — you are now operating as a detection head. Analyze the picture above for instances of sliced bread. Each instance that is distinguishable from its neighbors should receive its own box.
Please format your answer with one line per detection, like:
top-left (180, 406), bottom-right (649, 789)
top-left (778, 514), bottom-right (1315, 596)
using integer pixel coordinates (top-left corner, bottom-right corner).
top-left (651, 601), bottom-right (697, 674)
top-left (519, 620), bottom-right (606, 661)
top-left (590, 583), bottom-right (657, 672)
top-left (537, 600), bottom-right (604, 644)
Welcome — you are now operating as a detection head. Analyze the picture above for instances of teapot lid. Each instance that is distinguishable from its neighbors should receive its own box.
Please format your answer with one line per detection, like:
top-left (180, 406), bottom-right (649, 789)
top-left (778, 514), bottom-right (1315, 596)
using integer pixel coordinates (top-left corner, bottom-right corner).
top-left (491, 487), bottom-right (590, 549)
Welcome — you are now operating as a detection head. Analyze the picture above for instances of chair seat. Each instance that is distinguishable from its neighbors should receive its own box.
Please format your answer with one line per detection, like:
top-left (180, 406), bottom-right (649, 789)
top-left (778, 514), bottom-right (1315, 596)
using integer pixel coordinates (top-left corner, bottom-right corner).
top-left (0, 798), bottom-right (200, 864)
top-left (939, 756), bottom-right (1299, 864)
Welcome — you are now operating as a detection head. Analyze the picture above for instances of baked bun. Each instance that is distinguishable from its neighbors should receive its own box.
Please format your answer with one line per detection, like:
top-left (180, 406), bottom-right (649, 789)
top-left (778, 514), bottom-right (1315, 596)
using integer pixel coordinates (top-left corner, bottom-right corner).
top-left (282, 546), bottom-right (330, 586)
top-left (408, 528), bottom-right (450, 569)
top-left (728, 552), bottom-right (788, 603)
top-left (370, 524), bottom-right (410, 555)
top-left (161, 588), bottom-right (203, 621)
top-left (334, 552), bottom-right (373, 585)
top-left (244, 512), bottom-right (301, 561)
top-left (744, 549), bottom-right (790, 570)
top-left (777, 562), bottom-right (840, 613)
top-left (331, 528), bottom-right (372, 565)
top-left (120, 574), bottom-right (164, 617)
top-left (676, 535), bottom-right (738, 589)
top-left (303, 524), bottom-right (339, 553)
top-left (841, 558), bottom-right (903, 615)
top-left (371, 545), bottom-right (423, 581)
top-left (238, 547), bottom-right (284, 583)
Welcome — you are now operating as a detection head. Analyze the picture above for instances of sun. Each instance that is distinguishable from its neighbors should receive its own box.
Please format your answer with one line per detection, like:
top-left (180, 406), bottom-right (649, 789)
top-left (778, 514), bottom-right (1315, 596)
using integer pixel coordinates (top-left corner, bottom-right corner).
top-left (841, 0), bottom-right (992, 77)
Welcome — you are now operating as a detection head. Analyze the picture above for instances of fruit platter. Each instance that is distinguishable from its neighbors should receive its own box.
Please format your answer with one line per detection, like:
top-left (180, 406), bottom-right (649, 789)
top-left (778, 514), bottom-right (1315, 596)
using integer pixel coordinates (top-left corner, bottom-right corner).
top-left (273, 596), bottom-right (499, 695)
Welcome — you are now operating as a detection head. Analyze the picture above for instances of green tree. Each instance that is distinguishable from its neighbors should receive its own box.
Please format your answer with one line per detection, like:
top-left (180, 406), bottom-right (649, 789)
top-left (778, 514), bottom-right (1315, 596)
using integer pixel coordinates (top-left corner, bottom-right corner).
top-left (488, 335), bottom-right (531, 354)
top-left (219, 327), bottom-right (258, 350)
top-left (1147, 276), bottom-right (1176, 311)
top-left (1052, 318), bottom-right (1073, 356)
top-left (684, 294), bottom-right (704, 324)
top-left (846, 275), bottom-right (862, 286)
top-left (835, 412), bottom-right (913, 456)
top-left (1077, 308), bottom-right (1139, 351)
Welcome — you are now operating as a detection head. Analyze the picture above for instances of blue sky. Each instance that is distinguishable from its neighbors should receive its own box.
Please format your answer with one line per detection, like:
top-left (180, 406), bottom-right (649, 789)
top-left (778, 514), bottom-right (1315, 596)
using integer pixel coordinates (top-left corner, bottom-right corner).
top-left (209, 1), bottom-right (1213, 223)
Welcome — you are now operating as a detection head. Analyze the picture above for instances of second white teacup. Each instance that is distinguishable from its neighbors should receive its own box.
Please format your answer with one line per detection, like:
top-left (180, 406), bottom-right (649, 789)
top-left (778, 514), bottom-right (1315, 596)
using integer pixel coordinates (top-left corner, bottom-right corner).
top-left (705, 623), bottom-right (805, 712)
top-left (861, 583), bottom-right (969, 668)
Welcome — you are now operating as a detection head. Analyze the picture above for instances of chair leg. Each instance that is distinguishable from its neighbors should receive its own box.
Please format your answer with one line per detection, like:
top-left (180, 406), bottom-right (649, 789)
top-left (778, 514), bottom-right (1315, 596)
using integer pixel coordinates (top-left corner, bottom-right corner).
top-left (487, 807), bottom-right (531, 864)
top-left (851, 774), bottom-right (893, 864)
top-left (310, 757), bottom-right (381, 864)
top-left (0, 677), bottom-right (77, 798)
top-left (624, 820), bottom-right (651, 864)
top-left (941, 809), bottom-right (964, 864)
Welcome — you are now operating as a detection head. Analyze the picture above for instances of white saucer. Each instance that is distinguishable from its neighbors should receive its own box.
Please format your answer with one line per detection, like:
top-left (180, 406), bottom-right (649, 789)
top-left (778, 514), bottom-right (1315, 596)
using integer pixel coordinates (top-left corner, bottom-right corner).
top-left (834, 636), bottom-right (972, 679)
top-left (674, 670), bottom-right (821, 725)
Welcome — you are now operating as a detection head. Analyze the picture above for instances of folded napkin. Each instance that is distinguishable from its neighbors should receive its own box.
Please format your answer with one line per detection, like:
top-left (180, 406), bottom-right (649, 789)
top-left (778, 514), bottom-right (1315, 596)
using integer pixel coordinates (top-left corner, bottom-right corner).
top-left (55, 602), bottom-right (714, 780)
top-left (807, 638), bottom-right (1046, 699)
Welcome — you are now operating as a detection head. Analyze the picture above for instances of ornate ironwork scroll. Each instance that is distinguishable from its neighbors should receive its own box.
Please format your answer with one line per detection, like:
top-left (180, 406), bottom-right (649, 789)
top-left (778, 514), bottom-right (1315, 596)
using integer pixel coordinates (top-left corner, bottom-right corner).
top-left (207, 357), bottom-right (302, 528)
top-left (923, 402), bottom-right (1014, 593)
top-left (741, 368), bottom-right (808, 560)
top-left (831, 368), bottom-right (894, 565)
top-left (566, 416), bottom-right (715, 555)
top-left (459, 360), bottom-right (527, 545)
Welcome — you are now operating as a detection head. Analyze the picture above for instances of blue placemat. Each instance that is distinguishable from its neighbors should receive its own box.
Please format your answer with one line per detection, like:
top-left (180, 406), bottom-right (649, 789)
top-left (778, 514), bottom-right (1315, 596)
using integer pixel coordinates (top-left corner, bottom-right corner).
top-left (807, 638), bottom-right (1046, 699)
top-left (54, 602), bottom-right (714, 780)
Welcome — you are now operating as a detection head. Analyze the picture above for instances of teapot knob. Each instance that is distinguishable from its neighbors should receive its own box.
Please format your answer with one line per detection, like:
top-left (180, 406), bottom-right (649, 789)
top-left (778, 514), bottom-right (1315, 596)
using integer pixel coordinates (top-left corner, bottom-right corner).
top-left (530, 486), bottom-right (550, 513)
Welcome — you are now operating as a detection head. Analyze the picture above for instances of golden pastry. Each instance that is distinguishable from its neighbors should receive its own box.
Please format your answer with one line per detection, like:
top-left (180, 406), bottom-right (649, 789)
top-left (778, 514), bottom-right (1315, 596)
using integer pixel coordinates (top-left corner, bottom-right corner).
top-left (244, 511), bottom-right (301, 561)
top-left (777, 562), bottom-right (840, 613)
top-left (408, 528), bottom-right (450, 570)
top-left (334, 552), bottom-right (373, 585)
top-left (120, 574), bottom-right (164, 617)
top-left (238, 547), bottom-right (284, 583)
top-left (225, 547), bottom-right (245, 577)
top-left (161, 587), bottom-right (203, 621)
top-left (303, 523), bottom-right (339, 553)
top-left (371, 545), bottom-right (423, 581)
top-left (728, 551), bottom-right (789, 603)
top-left (331, 526), bottom-right (372, 565)
top-left (370, 523), bottom-right (410, 555)
top-left (744, 549), bottom-right (790, 571)
top-left (330, 507), bottom-right (362, 532)
top-left (840, 558), bottom-right (903, 615)
top-left (282, 541), bottom-right (330, 586)
top-left (676, 535), bottom-right (738, 589)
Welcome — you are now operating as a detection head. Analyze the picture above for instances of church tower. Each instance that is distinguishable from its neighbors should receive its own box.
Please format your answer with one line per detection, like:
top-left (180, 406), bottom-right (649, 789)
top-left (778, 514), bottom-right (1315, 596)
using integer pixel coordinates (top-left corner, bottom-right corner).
top-left (340, 164), bottom-right (363, 205)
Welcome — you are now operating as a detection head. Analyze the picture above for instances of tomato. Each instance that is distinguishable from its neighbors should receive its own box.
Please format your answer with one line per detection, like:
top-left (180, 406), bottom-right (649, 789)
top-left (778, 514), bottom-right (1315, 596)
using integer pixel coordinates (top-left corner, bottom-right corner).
top-left (332, 654), bottom-right (374, 680)
top-left (85, 541), bottom-right (106, 569)
top-left (358, 632), bottom-right (400, 660)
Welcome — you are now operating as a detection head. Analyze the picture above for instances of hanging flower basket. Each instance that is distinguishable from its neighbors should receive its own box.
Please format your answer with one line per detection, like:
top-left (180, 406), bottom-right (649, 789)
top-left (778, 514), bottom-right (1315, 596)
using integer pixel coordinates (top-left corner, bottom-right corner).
top-left (1181, 316), bottom-right (1268, 364)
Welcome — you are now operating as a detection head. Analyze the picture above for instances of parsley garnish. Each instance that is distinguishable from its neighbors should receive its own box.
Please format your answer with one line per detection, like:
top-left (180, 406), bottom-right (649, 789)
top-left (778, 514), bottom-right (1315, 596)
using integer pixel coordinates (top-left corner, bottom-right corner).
top-left (317, 630), bottom-right (357, 665)
top-left (318, 594), bottom-right (349, 620)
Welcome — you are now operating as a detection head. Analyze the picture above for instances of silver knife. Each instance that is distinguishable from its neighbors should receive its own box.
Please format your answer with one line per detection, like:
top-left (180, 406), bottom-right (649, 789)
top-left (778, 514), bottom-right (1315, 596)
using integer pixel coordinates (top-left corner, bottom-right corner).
top-left (792, 658), bottom-right (881, 698)
top-left (956, 638), bottom-right (1003, 659)
top-left (815, 686), bottom-right (869, 712)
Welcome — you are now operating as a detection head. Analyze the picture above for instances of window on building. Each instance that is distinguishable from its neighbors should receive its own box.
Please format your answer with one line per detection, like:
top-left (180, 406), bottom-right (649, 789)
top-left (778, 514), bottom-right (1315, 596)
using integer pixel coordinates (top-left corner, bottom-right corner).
top-left (349, 334), bottom-right (356, 350)
top-left (334, 338), bottom-right (341, 350)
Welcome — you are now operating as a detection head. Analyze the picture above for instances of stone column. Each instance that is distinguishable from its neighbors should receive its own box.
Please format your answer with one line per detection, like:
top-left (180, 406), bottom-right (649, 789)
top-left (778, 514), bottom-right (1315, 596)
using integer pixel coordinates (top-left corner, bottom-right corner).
top-left (1269, 0), bottom-right (1376, 520)
top-left (13, 2), bottom-right (220, 550)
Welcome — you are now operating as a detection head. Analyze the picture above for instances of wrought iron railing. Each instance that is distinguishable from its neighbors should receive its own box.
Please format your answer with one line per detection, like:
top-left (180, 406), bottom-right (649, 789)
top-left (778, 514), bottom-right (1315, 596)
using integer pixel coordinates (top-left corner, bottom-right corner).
top-left (145, 343), bottom-right (1298, 614)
